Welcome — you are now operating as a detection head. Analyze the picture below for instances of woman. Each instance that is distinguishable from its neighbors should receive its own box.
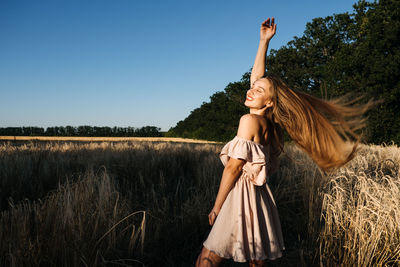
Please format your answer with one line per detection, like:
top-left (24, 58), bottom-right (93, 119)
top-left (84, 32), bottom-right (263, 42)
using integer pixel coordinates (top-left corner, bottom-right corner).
top-left (195, 17), bottom-right (381, 267)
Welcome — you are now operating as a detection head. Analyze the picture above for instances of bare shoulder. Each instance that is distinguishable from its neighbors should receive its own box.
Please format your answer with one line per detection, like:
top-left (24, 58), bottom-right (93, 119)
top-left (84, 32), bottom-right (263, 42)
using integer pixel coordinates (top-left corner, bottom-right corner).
top-left (238, 114), bottom-right (261, 125)
top-left (237, 114), bottom-right (262, 140)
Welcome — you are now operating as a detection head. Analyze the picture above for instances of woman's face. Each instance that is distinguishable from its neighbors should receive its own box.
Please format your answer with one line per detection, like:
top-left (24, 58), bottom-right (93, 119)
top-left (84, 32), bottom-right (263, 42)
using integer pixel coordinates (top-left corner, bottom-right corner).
top-left (244, 78), bottom-right (273, 109)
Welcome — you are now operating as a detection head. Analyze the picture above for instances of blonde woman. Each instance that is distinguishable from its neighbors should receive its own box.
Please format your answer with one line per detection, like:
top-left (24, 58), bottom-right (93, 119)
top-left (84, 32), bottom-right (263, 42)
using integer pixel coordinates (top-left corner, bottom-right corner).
top-left (195, 17), bottom-right (381, 267)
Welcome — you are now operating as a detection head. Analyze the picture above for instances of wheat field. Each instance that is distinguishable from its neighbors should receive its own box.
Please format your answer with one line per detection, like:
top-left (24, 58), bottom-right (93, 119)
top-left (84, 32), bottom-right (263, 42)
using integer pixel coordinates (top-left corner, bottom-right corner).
top-left (0, 137), bottom-right (399, 266)
top-left (0, 136), bottom-right (222, 143)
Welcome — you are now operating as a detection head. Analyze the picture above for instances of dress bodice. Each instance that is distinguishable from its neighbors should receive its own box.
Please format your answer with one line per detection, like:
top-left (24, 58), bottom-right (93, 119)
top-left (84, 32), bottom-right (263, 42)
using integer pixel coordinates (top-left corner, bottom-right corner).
top-left (220, 136), bottom-right (271, 186)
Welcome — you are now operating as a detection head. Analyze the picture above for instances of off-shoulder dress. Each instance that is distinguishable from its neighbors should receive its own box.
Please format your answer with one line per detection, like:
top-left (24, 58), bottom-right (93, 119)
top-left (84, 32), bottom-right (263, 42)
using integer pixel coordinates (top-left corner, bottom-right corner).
top-left (202, 136), bottom-right (285, 262)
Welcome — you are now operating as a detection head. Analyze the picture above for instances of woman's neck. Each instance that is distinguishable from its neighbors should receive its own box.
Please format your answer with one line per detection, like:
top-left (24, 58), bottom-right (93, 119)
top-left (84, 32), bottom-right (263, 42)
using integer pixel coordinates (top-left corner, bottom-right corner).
top-left (249, 108), bottom-right (266, 116)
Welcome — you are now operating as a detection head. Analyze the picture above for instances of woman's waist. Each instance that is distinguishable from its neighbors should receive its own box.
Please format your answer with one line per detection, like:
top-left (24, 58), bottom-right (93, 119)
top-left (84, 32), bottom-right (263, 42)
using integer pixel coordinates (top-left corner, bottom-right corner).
top-left (239, 168), bottom-right (268, 186)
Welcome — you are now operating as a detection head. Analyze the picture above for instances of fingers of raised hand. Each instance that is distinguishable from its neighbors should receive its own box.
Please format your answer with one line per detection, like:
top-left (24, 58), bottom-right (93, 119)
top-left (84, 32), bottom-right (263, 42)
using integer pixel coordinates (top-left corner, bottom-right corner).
top-left (262, 17), bottom-right (275, 27)
top-left (261, 19), bottom-right (267, 27)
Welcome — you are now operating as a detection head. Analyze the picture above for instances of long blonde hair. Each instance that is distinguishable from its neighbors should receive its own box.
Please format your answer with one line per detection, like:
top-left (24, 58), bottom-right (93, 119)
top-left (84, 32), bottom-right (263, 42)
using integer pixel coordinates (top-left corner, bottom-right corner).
top-left (262, 74), bottom-right (384, 172)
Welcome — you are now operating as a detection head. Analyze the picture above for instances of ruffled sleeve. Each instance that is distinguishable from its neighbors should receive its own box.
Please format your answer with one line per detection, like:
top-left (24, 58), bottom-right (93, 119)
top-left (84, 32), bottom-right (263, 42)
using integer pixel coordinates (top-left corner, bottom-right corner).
top-left (219, 136), bottom-right (266, 165)
top-left (219, 136), bottom-right (270, 186)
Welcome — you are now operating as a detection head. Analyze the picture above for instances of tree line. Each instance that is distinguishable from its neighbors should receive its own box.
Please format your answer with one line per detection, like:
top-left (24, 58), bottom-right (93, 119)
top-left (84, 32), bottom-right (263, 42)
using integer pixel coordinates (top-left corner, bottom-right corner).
top-left (167, 0), bottom-right (400, 145)
top-left (0, 126), bottom-right (163, 137)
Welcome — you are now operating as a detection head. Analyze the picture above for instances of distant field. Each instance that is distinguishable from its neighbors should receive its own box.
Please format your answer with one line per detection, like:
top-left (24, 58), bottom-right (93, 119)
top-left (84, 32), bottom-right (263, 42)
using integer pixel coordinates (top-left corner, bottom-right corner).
top-left (0, 135), bottom-right (222, 144)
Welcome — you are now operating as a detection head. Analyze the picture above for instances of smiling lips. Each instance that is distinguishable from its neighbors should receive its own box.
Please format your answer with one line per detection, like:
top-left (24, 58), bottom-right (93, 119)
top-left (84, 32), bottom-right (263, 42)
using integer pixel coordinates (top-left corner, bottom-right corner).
top-left (246, 95), bottom-right (254, 101)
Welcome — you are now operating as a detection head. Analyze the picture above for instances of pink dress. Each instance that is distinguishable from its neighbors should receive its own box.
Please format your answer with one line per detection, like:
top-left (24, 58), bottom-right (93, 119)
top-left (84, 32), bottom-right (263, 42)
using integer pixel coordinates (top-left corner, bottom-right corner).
top-left (202, 136), bottom-right (285, 262)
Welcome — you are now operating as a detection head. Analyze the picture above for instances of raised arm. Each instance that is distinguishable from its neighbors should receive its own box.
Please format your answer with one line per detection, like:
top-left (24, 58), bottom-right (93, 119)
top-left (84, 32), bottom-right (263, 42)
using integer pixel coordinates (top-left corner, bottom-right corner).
top-left (250, 17), bottom-right (277, 86)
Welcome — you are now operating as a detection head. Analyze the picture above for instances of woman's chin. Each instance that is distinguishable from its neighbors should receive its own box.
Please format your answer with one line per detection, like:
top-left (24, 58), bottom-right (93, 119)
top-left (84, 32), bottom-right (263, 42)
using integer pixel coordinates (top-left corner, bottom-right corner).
top-left (244, 101), bottom-right (260, 109)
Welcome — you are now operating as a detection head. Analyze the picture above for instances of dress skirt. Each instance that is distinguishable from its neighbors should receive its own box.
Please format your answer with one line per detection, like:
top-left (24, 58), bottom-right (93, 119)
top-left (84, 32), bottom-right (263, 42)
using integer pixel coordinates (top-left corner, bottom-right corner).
top-left (202, 172), bottom-right (285, 262)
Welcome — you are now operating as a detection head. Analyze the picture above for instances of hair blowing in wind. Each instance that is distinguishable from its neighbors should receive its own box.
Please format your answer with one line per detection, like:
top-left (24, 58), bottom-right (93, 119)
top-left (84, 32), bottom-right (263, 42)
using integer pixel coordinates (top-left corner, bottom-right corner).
top-left (263, 74), bottom-right (384, 172)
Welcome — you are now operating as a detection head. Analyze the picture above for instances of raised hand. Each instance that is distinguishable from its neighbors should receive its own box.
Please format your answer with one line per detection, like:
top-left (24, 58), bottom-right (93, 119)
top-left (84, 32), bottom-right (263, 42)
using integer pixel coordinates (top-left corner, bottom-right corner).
top-left (260, 17), bottom-right (277, 41)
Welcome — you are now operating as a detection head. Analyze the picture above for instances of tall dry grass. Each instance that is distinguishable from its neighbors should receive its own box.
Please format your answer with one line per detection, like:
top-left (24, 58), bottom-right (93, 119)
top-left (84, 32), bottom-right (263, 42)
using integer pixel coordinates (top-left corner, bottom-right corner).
top-left (0, 167), bottom-right (146, 266)
top-left (0, 139), bottom-right (399, 266)
top-left (0, 140), bottom-right (224, 266)
top-left (318, 143), bottom-right (400, 266)
top-left (271, 141), bottom-right (400, 266)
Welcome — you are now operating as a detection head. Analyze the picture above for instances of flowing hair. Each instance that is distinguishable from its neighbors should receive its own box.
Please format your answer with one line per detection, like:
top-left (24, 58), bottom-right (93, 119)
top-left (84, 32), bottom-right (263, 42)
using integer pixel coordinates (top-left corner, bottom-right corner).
top-left (261, 74), bottom-right (384, 173)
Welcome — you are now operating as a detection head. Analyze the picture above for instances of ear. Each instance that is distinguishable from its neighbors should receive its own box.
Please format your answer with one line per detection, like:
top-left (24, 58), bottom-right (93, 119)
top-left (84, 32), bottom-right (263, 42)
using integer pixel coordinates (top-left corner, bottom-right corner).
top-left (264, 100), bottom-right (273, 109)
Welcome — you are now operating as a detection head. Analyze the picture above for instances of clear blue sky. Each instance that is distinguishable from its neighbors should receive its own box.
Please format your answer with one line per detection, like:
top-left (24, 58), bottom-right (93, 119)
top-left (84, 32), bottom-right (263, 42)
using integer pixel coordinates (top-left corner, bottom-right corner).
top-left (1, 0), bottom-right (358, 131)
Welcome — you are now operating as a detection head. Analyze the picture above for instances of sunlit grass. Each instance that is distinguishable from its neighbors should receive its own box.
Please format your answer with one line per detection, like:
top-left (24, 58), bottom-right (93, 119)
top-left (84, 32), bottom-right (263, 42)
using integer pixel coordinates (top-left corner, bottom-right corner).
top-left (0, 139), bottom-right (399, 266)
top-left (0, 136), bottom-right (222, 144)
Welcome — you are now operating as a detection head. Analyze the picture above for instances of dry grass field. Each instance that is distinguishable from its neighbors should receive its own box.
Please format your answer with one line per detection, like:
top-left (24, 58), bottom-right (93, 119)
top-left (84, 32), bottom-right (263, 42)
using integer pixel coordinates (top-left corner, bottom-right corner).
top-left (0, 137), bottom-right (399, 266)
top-left (0, 136), bottom-right (222, 144)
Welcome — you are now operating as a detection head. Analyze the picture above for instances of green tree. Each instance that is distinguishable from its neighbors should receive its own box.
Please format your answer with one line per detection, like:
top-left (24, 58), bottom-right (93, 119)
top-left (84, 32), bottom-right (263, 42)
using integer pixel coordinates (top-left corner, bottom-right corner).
top-left (168, 0), bottom-right (399, 145)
